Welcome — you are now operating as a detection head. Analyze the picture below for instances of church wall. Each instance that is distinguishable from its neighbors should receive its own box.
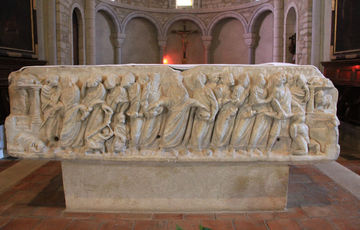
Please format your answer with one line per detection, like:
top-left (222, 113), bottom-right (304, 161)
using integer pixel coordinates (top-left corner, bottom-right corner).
top-left (96, 12), bottom-right (115, 64)
top-left (122, 18), bottom-right (160, 64)
top-left (40, 0), bottom-right (316, 67)
top-left (210, 18), bottom-right (248, 64)
top-left (255, 12), bottom-right (274, 64)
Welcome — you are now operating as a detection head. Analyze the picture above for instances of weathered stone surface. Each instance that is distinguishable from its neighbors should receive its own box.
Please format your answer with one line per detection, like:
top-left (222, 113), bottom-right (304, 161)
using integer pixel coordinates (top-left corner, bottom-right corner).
top-left (5, 64), bottom-right (339, 162)
top-left (62, 161), bottom-right (289, 212)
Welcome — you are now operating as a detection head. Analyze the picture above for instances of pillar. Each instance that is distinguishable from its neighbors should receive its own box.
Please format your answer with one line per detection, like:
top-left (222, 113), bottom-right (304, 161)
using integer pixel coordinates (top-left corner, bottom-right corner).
top-left (111, 33), bottom-right (126, 64)
top-left (273, 0), bottom-right (284, 62)
top-left (202, 36), bottom-right (212, 64)
top-left (158, 39), bottom-right (167, 64)
top-left (243, 33), bottom-right (259, 64)
top-left (85, 0), bottom-right (96, 64)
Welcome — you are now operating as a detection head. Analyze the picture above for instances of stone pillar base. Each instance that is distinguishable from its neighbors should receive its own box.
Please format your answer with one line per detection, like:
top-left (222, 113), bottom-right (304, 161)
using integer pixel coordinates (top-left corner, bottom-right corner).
top-left (62, 161), bottom-right (289, 213)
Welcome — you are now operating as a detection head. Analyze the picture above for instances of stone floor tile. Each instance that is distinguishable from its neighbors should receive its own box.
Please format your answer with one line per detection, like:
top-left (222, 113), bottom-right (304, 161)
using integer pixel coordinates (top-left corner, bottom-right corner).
top-left (299, 218), bottom-right (336, 230)
top-left (215, 213), bottom-right (247, 220)
top-left (247, 212), bottom-right (276, 221)
top-left (266, 219), bottom-right (301, 230)
top-left (117, 213), bottom-right (153, 220)
top-left (184, 214), bottom-right (215, 220)
top-left (0, 216), bottom-right (12, 228)
top-left (66, 219), bottom-right (102, 230)
top-left (153, 213), bottom-right (184, 220)
top-left (91, 212), bottom-right (120, 220)
top-left (167, 220), bottom-right (201, 230)
top-left (33, 217), bottom-right (72, 230)
top-left (234, 218), bottom-right (268, 230)
top-left (100, 220), bottom-right (134, 230)
top-left (1, 204), bottom-right (38, 217)
top-left (274, 208), bottom-right (307, 219)
top-left (62, 211), bottom-right (93, 219)
top-left (200, 220), bottom-right (234, 230)
top-left (1, 217), bottom-right (41, 230)
top-left (329, 217), bottom-right (360, 230)
top-left (32, 207), bottom-right (64, 217)
top-left (301, 205), bottom-right (337, 217)
top-left (133, 220), bottom-right (167, 230)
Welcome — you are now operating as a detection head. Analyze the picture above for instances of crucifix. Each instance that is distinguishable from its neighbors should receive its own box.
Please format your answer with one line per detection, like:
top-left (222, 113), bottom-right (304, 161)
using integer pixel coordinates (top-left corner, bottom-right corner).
top-left (172, 21), bottom-right (198, 64)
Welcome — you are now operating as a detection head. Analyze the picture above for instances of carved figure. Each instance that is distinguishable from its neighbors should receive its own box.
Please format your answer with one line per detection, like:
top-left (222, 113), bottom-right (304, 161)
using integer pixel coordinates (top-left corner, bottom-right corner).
top-left (81, 75), bottom-right (113, 152)
top-left (188, 73), bottom-right (218, 151)
top-left (211, 72), bottom-right (236, 148)
top-left (290, 114), bottom-right (309, 155)
top-left (59, 76), bottom-right (87, 148)
top-left (247, 74), bottom-right (272, 153)
top-left (290, 74), bottom-right (309, 111)
top-left (15, 133), bottom-right (46, 153)
top-left (266, 75), bottom-right (292, 153)
top-left (315, 90), bottom-right (332, 113)
top-left (127, 75), bottom-right (143, 148)
top-left (40, 75), bottom-right (63, 145)
top-left (230, 75), bottom-right (254, 150)
top-left (140, 73), bottom-right (164, 148)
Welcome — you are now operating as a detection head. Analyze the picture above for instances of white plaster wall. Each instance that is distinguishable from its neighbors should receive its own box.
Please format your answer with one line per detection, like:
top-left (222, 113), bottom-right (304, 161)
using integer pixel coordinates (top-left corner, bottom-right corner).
top-left (96, 12), bottom-right (115, 64)
top-left (165, 21), bottom-right (204, 64)
top-left (122, 18), bottom-right (160, 64)
top-left (210, 18), bottom-right (248, 64)
top-left (255, 13), bottom-right (274, 64)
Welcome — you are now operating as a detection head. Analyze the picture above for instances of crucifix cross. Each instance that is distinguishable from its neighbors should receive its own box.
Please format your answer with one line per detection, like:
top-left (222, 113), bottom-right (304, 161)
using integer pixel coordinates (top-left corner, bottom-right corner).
top-left (171, 22), bottom-right (198, 64)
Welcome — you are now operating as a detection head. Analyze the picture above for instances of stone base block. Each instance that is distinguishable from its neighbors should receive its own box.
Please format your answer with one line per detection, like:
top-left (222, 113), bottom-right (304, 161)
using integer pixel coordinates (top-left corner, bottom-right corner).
top-left (61, 161), bottom-right (289, 212)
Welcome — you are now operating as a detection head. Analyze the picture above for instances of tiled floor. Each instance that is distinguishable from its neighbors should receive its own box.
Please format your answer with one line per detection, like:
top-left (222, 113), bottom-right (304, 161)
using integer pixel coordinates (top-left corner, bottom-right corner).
top-left (0, 160), bottom-right (359, 230)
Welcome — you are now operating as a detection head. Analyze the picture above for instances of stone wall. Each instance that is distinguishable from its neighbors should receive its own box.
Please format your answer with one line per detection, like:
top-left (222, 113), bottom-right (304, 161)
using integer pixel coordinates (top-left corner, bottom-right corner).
top-left (39, 0), bottom-right (314, 65)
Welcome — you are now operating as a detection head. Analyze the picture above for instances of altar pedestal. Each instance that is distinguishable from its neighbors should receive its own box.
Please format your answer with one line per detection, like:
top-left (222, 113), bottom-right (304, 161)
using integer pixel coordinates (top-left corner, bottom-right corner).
top-left (62, 161), bottom-right (289, 212)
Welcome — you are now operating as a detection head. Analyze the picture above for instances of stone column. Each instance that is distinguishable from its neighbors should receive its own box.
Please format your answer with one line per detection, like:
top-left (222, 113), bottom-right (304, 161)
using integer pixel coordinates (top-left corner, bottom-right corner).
top-left (29, 86), bottom-right (42, 130)
top-left (273, 0), bottom-right (284, 62)
top-left (111, 33), bottom-right (126, 64)
top-left (202, 36), bottom-right (212, 64)
top-left (243, 33), bottom-right (259, 64)
top-left (158, 39), bottom-right (167, 64)
top-left (85, 0), bottom-right (96, 65)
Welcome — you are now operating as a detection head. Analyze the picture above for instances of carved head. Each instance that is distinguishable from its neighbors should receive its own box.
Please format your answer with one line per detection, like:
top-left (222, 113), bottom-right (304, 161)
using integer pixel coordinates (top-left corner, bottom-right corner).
top-left (150, 73), bottom-right (161, 89)
top-left (121, 73), bottom-right (135, 88)
top-left (45, 75), bottom-right (59, 87)
top-left (86, 75), bottom-right (102, 88)
top-left (194, 73), bottom-right (206, 88)
top-left (256, 74), bottom-right (267, 88)
top-left (296, 74), bottom-right (307, 87)
top-left (240, 74), bottom-right (250, 88)
top-left (207, 73), bottom-right (219, 84)
top-left (220, 72), bottom-right (235, 86)
top-left (104, 74), bottom-right (117, 89)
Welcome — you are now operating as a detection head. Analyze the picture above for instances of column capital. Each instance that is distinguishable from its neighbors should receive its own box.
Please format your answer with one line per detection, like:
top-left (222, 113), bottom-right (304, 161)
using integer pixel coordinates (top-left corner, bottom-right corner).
top-left (201, 36), bottom-right (212, 49)
top-left (243, 33), bottom-right (259, 48)
top-left (158, 39), bottom-right (167, 49)
top-left (111, 33), bottom-right (126, 48)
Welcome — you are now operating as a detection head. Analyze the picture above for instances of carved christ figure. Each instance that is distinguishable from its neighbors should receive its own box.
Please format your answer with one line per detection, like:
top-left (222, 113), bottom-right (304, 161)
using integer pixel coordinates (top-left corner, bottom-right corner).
top-left (189, 73), bottom-right (218, 151)
top-left (40, 75), bottom-right (63, 145)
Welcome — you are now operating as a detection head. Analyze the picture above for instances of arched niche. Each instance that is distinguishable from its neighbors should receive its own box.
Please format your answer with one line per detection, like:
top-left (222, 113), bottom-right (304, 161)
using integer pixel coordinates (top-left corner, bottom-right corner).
top-left (95, 10), bottom-right (116, 64)
top-left (71, 7), bottom-right (85, 65)
top-left (285, 7), bottom-right (297, 63)
top-left (122, 17), bottom-right (160, 64)
top-left (252, 10), bottom-right (274, 64)
top-left (209, 18), bottom-right (248, 64)
top-left (165, 20), bottom-right (204, 64)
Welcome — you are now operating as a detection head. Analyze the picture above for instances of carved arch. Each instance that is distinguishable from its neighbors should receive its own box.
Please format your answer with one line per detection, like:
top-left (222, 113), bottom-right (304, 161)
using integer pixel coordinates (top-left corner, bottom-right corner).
top-left (162, 14), bottom-right (207, 39)
top-left (70, 3), bottom-right (85, 65)
top-left (248, 3), bottom-right (274, 33)
top-left (207, 11), bottom-right (248, 35)
top-left (121, 12), bottom-right (162, 37)
top-left (95, 3), bottom-right (121, 35)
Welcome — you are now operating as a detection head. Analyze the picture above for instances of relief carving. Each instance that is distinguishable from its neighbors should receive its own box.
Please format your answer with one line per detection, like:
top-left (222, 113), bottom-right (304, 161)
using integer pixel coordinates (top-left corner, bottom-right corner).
top-left (5, 65), bottom-right (340, 162)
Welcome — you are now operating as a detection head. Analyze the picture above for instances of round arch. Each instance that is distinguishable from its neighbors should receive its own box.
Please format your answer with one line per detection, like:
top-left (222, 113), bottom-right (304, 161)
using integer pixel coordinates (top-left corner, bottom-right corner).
top-left (284, 4), bottom-right (299, 63)
top-left (248, 3), bottom-right (274, 33)
top-left (70, 3), bottom-right (85, 65)
top-left (122, 12), bottom-right (162, 37)
top-left (207, 11), bottom-right (248, 35)
top-left (162, 14), bottom-right (207, 38)
top-left (95, 3), bottom-right (121, 35)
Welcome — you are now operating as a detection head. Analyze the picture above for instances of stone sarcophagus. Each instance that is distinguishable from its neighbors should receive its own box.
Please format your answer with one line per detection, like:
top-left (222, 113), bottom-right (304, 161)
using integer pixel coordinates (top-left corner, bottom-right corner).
top-left (5, 64), bottom-right (339, 212)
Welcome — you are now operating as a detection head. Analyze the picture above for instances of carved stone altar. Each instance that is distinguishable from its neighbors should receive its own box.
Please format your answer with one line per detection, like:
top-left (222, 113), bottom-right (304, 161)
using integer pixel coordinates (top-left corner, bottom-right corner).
top-left (5, 64), bottom-right (339, 212)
